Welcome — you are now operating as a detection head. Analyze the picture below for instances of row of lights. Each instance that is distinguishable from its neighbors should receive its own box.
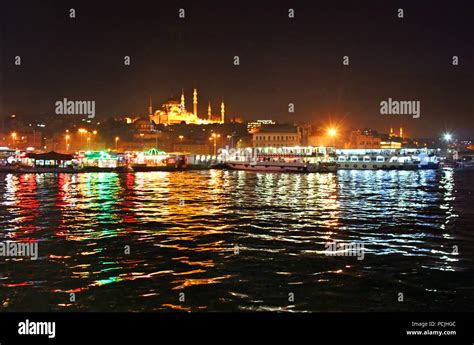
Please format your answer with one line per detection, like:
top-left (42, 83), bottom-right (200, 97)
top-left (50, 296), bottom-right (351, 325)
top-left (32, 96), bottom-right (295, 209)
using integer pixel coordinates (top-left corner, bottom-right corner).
top-left (6, 127), bottom-right (456, 151)
top-left (326, 127), bottom-right (456, 144)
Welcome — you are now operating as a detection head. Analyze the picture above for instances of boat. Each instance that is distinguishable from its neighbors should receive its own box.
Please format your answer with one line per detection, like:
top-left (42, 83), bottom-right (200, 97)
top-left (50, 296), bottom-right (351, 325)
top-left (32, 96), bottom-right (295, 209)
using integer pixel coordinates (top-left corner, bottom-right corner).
top-left (226, 160), bottom-right (336, 172)
top-left (335, 148), bottom-right (440, 170)
top-left (223, 147), bottom-right (337, 173)
top-left (82, 166), bottom-right (130, 172)
top-left (223, 147), bottom-right (440, 172)
top-left (130, 153), bottom-right (194, 171)
top-left (452, 153), bottom-right (474, 170)
top-left (0, 165), bottom-right (78, 173)
top-left (335, 154), bottom-right (419, 170)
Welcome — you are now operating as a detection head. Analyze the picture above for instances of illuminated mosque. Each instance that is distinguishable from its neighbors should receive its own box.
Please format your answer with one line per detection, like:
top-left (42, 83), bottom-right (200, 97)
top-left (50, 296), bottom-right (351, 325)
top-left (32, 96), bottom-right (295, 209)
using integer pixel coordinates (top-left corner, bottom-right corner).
top-left (149, 88), bottom-right (225, 125)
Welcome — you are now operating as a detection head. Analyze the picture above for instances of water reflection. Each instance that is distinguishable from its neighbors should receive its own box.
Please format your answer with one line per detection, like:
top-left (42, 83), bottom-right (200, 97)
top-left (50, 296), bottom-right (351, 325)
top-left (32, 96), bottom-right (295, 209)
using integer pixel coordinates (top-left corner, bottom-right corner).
top-left (0, 169), bottom-right (472, 312)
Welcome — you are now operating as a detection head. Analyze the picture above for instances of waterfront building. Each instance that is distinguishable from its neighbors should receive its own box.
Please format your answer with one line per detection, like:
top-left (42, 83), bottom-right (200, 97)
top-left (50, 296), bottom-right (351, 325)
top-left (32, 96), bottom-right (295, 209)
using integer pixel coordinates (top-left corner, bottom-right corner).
top-left (24, 151), bottom-right (74, 168)
top-left (133, 119), bottom-right (155, 134)
top-left (252, 124), bottom-right (301, 147)
top-left (380, 140), bottom-right (402, 149)
top-left (347, 129), bottom-right (381, 149)
top-left (130, 148), bottom-right (168, 167)
top-left (79, 151), bottom-right (121, 168)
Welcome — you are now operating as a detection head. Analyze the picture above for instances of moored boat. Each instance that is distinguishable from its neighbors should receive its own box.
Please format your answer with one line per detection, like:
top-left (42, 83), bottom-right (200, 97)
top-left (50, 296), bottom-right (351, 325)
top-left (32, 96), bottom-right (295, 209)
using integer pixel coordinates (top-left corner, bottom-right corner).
top-left (335, 148), bottom-right (440, 170)
top-left (223, 146), bottom-right (337, 173)
top-left (226, 160), bottom-right (336, 172)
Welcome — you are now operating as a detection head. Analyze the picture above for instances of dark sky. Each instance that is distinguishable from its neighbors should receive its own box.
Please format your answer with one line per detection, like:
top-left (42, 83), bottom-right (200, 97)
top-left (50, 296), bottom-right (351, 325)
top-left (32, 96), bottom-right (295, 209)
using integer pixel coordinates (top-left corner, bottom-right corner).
top-left (1, 0), bottom-right (472, 138)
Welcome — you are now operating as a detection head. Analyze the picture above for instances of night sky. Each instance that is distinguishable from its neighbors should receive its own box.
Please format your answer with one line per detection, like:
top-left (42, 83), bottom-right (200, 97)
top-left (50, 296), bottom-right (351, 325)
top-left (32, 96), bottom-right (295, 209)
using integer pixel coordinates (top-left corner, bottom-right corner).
top-left (1, 0), bottom-right (472, 137)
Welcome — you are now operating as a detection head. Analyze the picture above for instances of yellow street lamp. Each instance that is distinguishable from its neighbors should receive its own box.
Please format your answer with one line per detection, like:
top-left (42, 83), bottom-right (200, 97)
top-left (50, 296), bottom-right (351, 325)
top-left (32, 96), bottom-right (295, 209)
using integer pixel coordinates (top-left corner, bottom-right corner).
top-left (327, 127), bottom-right (337, 137)
top-left (78, 128), bottom-right (88, 148)
top-left (209, 133), bottom-right (221, 155)
top-left (327, 127), bottom-right (338, 147)
top-left (11, 132), bottom-right (17, 148)
top-left (65, 134), bottom-right (70, 152)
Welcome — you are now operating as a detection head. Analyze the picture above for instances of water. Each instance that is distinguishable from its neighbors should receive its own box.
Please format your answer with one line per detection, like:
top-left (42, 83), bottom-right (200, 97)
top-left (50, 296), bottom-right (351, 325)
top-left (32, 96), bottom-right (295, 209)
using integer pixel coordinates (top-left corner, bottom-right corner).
top-left (0, 169), bottom-right (473, 312)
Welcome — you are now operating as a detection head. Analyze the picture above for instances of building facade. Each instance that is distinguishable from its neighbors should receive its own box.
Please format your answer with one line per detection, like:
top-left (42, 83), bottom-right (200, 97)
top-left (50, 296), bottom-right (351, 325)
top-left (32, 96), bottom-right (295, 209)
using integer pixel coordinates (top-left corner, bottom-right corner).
top-left (252, 124), bottom-right (301, 147)
top-left (347, 129), bottom-right (381, 149)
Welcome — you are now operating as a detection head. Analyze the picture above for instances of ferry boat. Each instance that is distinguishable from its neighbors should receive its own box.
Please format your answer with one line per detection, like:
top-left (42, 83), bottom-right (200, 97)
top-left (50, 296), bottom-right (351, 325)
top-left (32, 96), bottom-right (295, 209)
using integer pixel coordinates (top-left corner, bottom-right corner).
top-left (129, 150), bottom-right (210, 171)
top-left (335, 148), bottom-right (440, 170)
top-left (222, 147), bottom-right (439, 172)
top-left (223, 146), bottom-right (337, 173)
top-left (226, 160), bottom-right (336, 172)
top-left (443, 152), bottom-right (474, 170)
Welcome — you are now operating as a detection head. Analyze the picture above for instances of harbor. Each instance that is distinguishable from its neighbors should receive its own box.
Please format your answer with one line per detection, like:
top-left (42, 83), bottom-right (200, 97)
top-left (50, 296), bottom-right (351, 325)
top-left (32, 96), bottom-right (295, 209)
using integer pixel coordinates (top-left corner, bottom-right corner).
top-left (0, 144), bottom-right (471, 174)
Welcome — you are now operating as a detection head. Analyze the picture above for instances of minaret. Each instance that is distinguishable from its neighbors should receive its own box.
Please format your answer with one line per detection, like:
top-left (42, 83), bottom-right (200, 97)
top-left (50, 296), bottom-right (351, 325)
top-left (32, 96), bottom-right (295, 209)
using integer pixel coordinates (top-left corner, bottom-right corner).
top-left (208, 102), bottom-right (212, 121)
top-left (148, 97), bottom-right (153, 116)
top-left (390, 127), bottom-right (393, 137)
top-left (399, 127), bottom-right (403, 138)
top-left (180, 89), bottom-right (185, 112)
top-left (220, 100), bottom-right (225, 124)
top-left (193, 88), bottom-right (198, 116)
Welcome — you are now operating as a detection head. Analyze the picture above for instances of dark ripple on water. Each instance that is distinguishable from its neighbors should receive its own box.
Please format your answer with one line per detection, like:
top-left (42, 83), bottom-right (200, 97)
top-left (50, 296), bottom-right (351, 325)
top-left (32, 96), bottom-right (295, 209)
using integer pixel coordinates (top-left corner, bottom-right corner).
top-left (0, 169), bottom-right (473, 311)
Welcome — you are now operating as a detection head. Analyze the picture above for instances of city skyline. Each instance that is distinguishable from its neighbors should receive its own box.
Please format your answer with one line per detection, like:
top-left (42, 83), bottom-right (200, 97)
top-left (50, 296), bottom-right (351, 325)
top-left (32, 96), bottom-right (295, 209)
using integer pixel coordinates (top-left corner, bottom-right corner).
top-left (1, 0), bottom-right (472, 138)
top-left (0, 2), bottom-right (473, 344)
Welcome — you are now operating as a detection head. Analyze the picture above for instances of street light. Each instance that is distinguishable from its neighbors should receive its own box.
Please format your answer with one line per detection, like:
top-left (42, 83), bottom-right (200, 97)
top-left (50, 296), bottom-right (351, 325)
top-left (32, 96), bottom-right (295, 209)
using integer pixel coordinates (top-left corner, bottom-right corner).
top-left (11, 132), bottom-right (17, 148)
top-left (327, 128), bottom-right (337, 137)
top-left (89, 131), bottom-right (98, 150)
top-left (115, 136), bottom-right (119, 150)
top-left (209, 133), bottom-right (221, 156)
top-left (442, 132), bottom-right (455, 161)
top-left (78, 128), bottom-right (87, 149)
top-left (65, 134), bottom-right (70, 152)
top-left (327, 127), bottom-right (338, 147)
top-left (443, 133), bottom-right (452, 142)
